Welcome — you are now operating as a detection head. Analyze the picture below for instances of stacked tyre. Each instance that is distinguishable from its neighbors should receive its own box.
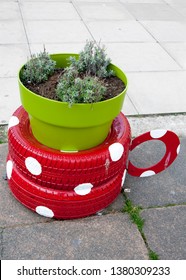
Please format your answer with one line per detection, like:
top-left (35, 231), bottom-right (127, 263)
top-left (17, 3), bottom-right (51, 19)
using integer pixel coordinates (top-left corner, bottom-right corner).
top-left (6, 106), bottom-right (131, 219)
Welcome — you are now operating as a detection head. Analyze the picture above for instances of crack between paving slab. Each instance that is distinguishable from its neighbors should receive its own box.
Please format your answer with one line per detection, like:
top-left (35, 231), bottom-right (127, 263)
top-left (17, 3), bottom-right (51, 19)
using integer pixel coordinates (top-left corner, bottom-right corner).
top-left (126, 95), bottom-right (139, 115)
top-left (126, 111), bottom-right (186, 118)
top-left (0, 219), bottom-right (56, 230)
top-left (18, 1), bottom-right (32, 55)
top-left (159, 42), bottom-right (184, 70)
top-left (71, 1), bottom-right (95, 41)
top-left (122, 193), bottom-right (159, 260)
top-left (132, 20), bottom-right (186, 69)
top-left (144, 202), bottom-right (186, 210)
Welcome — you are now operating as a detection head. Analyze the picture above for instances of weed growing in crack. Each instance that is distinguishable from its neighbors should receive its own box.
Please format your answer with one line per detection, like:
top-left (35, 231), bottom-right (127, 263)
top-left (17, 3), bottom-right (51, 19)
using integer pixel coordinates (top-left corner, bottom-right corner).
top-left (122, 198), bottom-right (144, 232)
top-left (149, 250), bottom-right (159, 260)
top-left (122, 196), bottom-right (160, 260)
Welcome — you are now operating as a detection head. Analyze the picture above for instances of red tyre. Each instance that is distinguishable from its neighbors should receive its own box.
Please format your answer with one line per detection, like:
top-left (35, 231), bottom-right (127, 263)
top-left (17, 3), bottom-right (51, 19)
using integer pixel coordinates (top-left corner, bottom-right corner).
top-left (7, 156), bottom-right (123, 219)
top-left (8, 106), bottom-right (131, 190)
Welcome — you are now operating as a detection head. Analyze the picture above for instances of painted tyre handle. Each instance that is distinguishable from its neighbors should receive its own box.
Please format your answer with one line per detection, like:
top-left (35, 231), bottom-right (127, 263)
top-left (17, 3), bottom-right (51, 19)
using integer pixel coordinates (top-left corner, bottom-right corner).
top-left (127, 129), bottom-right (180, 177)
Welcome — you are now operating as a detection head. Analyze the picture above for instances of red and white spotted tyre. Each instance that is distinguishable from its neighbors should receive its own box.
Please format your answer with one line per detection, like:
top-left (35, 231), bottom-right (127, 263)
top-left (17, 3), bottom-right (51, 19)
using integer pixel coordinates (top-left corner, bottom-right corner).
top-left (6, 156), bottom-right (123, 219)
top-left (8, 106), bottom-right (131, 190)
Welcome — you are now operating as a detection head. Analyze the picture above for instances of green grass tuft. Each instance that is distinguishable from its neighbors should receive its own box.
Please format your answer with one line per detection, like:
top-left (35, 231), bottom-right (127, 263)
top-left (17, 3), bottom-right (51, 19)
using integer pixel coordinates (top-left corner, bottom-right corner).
top-left (149, 250), bottom-right (159, 260)
top-left (122, 199), bottom-right (144, 232)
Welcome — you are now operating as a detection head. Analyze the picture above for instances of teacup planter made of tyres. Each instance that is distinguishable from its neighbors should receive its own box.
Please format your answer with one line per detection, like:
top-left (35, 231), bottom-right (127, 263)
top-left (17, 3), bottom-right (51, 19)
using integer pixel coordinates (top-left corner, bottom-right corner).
top-left (6, 106), bottom-right (180, 219)
top-left (18, 53), bottom-right (128, 151)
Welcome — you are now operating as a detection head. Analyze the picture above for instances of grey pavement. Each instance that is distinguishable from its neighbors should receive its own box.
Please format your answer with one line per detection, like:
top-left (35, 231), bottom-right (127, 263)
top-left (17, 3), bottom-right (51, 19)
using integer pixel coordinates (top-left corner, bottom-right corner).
top-left (0, 0), bottom-right (186, 260)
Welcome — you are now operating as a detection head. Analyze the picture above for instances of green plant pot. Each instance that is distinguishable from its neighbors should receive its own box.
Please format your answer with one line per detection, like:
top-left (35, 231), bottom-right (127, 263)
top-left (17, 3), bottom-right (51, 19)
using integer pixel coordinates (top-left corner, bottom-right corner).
top-left (18, 53), bottom-right (128, 151)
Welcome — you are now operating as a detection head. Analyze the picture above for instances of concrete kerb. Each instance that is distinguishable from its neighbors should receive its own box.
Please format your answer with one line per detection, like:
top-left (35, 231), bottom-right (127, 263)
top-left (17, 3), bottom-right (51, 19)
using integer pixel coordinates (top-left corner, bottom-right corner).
top-left (127, 113), bottom-right (186, 138)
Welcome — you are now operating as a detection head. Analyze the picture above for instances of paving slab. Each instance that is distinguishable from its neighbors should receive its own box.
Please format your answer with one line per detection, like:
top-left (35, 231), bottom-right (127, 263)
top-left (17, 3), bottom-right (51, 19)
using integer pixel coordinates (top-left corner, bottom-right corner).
top-left (169, 5), bottom-right (186, 18)
top-left (20, 2), bottom-right (80, 20)
top-left (141, 21), bottom-right (186, 42)
top-left (122, 95), bottom-right (138, 116)
top-left (124, 3), bottom-right (185, 21)
top-left (1, 213), bottom-right (148, 260)
top-left (124, 138), bottom-right (186, 208)
top-left (162, 42), bottom-right (186, 70)
top-left (0, 78), bottom-right (21, 124)
top-left (127, 72), bottom-right (186, 114)
top-left (0, 20), bottom-right (27, 44)
top-left (165, 0), bottom-right (186, 6)
top-left (75, 2), bottom-right (135, 21)
top-left (141, 206), bottom-right (186, 259)
top-left (0, 2), bottom-right (21, 20)
top-left (86, 20), bottom-right (155, 42)
top-left (25, 20), bottom-right (92, 44)
top-left (106, 42), bottom-right (180, 72)
top-left (0, 44), bottom-right (30, 78)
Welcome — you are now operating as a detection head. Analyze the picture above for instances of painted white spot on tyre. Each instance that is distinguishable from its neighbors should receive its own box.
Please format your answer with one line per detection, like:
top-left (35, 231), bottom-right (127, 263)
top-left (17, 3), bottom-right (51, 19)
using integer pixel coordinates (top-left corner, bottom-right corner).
top-left (150, 129), bottom-right (167, 139)
top-left (176, 144), bottom-right (180, 155)
top-left (25, 157), bottom-right (42, 175)
top-left (6, 160), bottom-right (13, 179)
top-left (8, 116), bottom-right (19, 130)
top-left (74, 183), bottom-right (93, 195)
top-left (36, 206), bottom-right (54, 218)
top-left (140, 170), bottom-right (156, 177)
top-left (121, 169), bottom-right (127, 187)
top-left (109, 143), bottom-right (124, 162)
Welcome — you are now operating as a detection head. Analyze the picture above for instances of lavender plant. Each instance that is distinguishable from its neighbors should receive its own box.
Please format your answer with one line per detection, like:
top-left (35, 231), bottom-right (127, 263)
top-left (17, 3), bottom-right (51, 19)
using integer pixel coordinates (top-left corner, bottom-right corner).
top-left (21, 49), bottom-right (56, 84)
top-left (69, 41), bottom-right (114, 78)
top-left (56, 66), bottom-right (106, 106)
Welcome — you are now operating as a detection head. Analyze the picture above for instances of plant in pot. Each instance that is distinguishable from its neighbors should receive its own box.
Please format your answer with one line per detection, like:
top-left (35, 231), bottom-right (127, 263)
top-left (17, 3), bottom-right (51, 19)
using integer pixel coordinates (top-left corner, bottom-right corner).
top-left (19, 41), bottom-right (128, 151)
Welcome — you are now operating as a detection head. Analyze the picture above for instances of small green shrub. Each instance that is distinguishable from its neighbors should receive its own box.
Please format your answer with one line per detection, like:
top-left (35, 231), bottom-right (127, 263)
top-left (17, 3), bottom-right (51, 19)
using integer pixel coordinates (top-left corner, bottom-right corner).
top-left (21, 49), bottom-right (56, 84)
top-left (56, 66), bottom-right (106, 106)
top-left (69, 41), bottom-right (114, 78)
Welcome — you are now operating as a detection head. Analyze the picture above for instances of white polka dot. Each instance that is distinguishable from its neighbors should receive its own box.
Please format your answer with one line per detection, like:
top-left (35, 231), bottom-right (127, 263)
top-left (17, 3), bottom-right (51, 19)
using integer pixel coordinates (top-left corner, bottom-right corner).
top-left (109, 143), bottom-right (124, 162)
top-left (36, 206), bottom-right (54, 218)
top-left (140, 170), bottom-right (156, 177)
top-left (150, 129), bottom-right (167, 139)
top-left (176, 144), bottom-right (180, 155)
top-left (121, 169), bottom-right (127, 187)
top-left (74, 183), bottom-right (93, 195)
top-left (6, 160), bottom-right (13, 179)
top-left (25, 157), bottom-right (42, 175)
top-left (8, 116), bottom-right (19, 130)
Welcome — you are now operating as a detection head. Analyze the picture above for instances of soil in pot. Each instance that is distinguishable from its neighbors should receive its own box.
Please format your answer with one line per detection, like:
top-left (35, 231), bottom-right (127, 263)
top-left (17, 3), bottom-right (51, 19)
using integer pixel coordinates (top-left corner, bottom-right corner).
top-left (24, 69), bottom-right (126, 102)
